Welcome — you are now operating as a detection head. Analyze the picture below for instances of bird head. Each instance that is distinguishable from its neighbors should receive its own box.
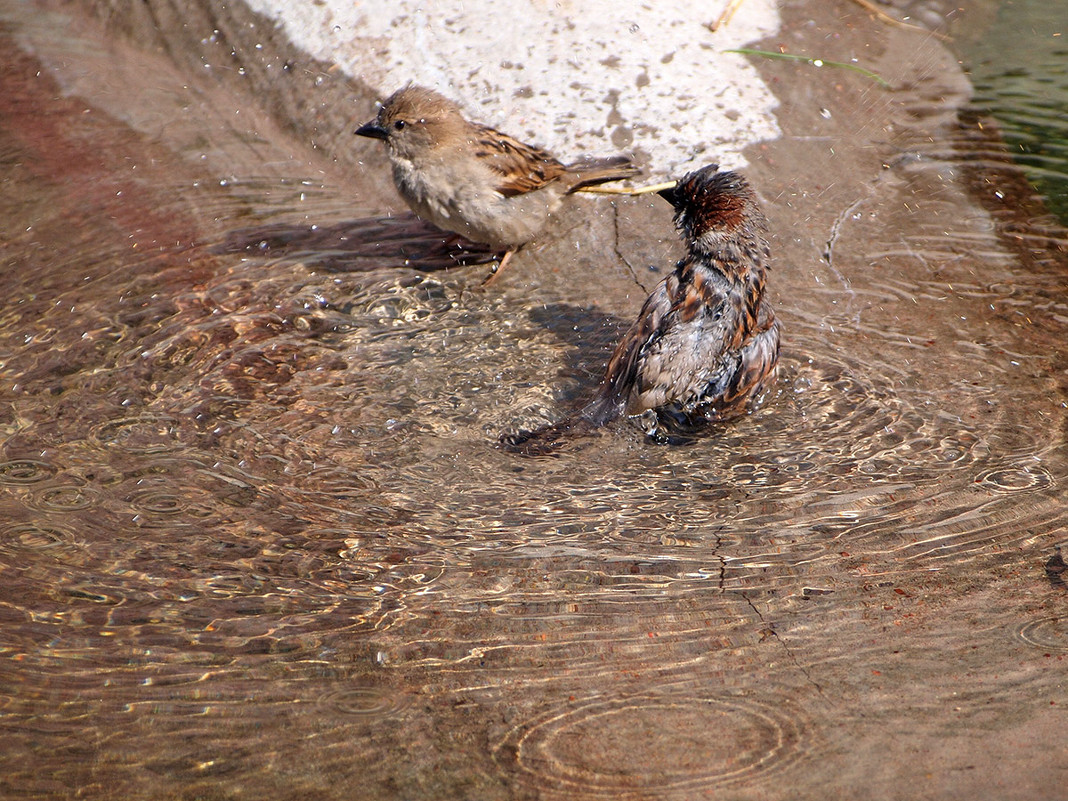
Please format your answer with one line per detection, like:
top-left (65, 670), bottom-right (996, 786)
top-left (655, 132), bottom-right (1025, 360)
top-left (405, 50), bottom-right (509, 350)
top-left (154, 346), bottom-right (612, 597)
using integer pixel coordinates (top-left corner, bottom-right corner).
top-left (355, 85), bottom-right (465, 162)
top-left (658, 165), bottom-right (766, 257)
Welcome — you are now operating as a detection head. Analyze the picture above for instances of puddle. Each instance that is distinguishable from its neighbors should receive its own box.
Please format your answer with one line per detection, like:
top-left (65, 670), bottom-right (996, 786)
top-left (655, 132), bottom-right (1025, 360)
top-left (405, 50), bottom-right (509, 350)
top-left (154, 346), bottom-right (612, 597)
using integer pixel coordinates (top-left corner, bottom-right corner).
top-left (0, 0), bottom-right (1066, 799)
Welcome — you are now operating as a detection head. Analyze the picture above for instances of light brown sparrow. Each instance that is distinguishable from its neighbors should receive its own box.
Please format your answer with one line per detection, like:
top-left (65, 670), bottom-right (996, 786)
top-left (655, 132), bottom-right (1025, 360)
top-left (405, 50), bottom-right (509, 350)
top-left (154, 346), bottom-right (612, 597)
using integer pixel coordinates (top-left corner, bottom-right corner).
top-left (503, 164), bottom-right (780, 452)
top-left (355, 85), bottom-right (639, 278)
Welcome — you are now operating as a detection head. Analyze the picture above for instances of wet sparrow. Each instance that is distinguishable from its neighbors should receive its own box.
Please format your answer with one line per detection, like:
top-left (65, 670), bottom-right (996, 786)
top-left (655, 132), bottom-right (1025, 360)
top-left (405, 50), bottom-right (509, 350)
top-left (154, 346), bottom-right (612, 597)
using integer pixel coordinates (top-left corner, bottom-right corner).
top-left (355, 85), bottom-right (639, 279)
top-left (504, 164), bottom-right (780, 452)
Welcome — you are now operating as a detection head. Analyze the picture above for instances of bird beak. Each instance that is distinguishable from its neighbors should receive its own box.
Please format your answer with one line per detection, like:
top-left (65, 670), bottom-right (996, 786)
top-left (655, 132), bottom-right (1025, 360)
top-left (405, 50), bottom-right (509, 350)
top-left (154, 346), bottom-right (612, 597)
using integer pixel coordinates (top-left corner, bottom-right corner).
top-left (355, 121), bottom-right (389, 140)
top-left (657, 182), bottom-right (681, 208)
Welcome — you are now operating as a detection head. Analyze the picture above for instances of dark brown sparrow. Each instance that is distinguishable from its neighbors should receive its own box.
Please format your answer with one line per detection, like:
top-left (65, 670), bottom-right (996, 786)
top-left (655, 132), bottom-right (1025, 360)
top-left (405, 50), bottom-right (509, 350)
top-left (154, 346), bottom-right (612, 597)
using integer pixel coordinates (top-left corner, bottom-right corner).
top-left (355, 85), bottom-right (639, 279)
top-left (503, 164), bottom-right (780, 452)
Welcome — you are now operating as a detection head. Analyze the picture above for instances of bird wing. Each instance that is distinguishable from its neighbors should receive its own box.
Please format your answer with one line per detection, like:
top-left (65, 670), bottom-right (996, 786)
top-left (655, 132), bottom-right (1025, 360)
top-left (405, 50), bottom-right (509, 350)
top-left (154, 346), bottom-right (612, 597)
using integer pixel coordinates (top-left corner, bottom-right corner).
top-left (470, 124), bottom-right (568, 196)
top-left (579, 274), bottom-right (678, 425)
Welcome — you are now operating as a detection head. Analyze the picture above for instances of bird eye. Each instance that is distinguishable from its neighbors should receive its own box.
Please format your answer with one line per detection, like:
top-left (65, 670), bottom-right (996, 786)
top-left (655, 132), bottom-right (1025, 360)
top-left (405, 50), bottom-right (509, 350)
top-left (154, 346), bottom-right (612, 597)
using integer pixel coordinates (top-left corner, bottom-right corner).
top-left (393, 120), bottom-right (407, 130)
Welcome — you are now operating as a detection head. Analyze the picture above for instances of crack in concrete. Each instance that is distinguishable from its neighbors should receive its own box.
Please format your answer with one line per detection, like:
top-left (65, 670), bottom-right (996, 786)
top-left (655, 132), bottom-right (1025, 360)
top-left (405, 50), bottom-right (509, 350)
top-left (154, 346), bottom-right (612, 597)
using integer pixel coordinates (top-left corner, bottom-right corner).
top-left (709, 523), bottom-right (826, 698)
top-left (613, 201), bottom-right (653, 295)
top-left (740, 590), bottom-right (830, 700)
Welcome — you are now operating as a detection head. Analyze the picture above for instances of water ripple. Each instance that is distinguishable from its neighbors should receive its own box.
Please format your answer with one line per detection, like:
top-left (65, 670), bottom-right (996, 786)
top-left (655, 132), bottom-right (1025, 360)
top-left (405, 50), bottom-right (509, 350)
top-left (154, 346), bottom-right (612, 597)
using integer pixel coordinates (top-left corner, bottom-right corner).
top-left (320, 686), bottom-right (413, 718)
top-left (0, 522), bottom-right (82, 553)
top-left (0, 458), bottom-right (58, 484)
top-left (975, 463), bottom-right (1055, 494)
top-left (91, 414), bottom-right (182, 454)
top-left (1015, 616), bottom-right (1068, 654)
top-left (493, 689), bottom-right (805, 798)
top-left (29, 483), bottom-right (100, 512)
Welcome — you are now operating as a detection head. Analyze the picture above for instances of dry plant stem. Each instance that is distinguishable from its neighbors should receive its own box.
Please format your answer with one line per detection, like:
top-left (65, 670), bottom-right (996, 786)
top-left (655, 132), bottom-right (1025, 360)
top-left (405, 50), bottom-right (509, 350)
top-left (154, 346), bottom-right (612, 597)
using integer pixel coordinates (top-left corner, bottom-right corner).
top-left (707, 0), bottom-right (950, 41)
top-left (577, 181), bottom-right (678, 196)
top-left (708, 0), bottom-right (746, 32)
top-left (849, 0), bottom-right (952, 40)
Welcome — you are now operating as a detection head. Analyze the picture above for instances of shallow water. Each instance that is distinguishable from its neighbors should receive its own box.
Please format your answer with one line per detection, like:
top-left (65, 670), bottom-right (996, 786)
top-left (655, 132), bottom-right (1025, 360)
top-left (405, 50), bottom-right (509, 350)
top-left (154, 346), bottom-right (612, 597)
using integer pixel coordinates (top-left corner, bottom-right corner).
top-left (1, 1), bottom-right (1067, 799)
top-left (955, 0), bottom-right (1068, 223)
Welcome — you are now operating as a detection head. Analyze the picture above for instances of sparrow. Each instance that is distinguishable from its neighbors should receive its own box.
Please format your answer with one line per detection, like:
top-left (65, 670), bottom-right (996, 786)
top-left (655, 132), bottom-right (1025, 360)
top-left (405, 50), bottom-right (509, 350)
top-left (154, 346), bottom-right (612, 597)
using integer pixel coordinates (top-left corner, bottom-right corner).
top-left (503, 164), bottom-right (780, 453)
top-left (355, 85), bottom-right (639, 279)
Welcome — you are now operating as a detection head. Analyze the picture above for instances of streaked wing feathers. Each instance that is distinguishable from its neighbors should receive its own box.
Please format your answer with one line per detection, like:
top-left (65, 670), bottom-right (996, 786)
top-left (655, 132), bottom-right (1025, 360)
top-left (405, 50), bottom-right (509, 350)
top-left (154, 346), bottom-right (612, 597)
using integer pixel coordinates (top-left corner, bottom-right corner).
top-left (470, 124), bottom-right (567, 197)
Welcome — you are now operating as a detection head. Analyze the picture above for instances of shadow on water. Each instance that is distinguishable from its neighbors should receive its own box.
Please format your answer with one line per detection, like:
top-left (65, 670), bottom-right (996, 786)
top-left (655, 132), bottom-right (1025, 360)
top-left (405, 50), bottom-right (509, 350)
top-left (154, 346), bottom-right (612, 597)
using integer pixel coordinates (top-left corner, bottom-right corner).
top-left (0, 0), bottom-right (1067, 799)
top-left (218, 213), bottom-right (498, 273)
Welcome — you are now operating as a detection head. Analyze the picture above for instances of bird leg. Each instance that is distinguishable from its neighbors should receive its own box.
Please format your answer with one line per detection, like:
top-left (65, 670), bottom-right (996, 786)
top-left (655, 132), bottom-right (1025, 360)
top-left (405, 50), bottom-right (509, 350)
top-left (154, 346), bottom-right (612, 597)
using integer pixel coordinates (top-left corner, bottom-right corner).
top-left (480, 249), bottom-right (515, 285)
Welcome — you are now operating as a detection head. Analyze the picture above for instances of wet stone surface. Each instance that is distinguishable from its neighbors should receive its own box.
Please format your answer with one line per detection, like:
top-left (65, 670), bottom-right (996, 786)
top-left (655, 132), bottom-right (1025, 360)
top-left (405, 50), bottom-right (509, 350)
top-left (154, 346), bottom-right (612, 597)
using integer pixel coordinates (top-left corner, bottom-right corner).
top-left (0, 1), bottom-right (1066, 799)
